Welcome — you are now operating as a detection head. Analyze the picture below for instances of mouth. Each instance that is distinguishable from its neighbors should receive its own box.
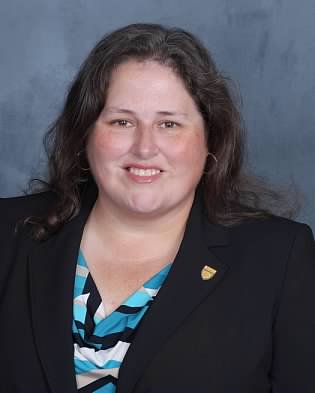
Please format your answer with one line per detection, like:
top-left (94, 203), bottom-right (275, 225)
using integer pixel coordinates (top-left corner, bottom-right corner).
top-left (124, 165), bottom-right (164, 182)
top-left (126, 167), bottom-right (163, 177)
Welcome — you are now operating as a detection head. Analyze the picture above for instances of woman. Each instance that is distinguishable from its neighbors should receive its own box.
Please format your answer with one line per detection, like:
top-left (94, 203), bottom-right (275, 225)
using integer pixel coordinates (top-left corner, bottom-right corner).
top-left (0, 23), bottom-right (314, 393)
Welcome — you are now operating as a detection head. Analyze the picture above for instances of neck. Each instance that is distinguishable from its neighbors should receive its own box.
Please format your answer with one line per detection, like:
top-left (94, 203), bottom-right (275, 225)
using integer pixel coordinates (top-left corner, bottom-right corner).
top-left (81, 194), bottom-right (195, 266)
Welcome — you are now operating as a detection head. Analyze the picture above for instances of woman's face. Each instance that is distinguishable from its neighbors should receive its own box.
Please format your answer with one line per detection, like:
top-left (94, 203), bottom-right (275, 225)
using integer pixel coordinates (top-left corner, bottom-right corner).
top-left (87, 60), bottom-right (208, 218)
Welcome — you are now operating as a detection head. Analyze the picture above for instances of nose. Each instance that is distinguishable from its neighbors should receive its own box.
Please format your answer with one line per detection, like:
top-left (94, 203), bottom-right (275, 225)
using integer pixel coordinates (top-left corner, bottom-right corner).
top-left (131, 124), bottom-right (159, 159)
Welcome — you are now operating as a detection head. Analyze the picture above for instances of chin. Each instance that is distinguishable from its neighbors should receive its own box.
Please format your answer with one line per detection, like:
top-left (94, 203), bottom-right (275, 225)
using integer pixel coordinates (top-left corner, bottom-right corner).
top-left (127, 199), bottom-right (163, 215)
top-left (125, 189), bottom-right (194, 217)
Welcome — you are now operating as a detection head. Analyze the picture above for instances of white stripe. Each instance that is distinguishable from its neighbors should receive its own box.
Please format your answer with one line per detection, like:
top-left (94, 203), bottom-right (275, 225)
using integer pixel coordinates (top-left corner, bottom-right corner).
top-left (140, 286), bottom-right (159, 297)
top-left (74, 293), bottom-right (90, 306)
top-left (95, 302), bottom-right (107, 320)
top-left (76, 265), bottom-right (89, 278)
top-left (74, 341), bottom-right (130, 365)
top-left (76, 367), bottom-right (119, 389)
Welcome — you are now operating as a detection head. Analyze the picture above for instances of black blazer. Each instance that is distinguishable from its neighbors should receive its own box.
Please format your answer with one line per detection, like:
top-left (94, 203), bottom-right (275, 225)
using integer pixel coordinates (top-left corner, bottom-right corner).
top-left (1, 184), bottom-right (315, 393)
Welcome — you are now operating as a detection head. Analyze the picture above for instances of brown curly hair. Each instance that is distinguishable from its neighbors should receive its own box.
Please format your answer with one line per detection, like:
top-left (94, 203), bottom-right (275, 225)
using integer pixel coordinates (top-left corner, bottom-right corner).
top-left (26, 23), bottom-right (295, 240)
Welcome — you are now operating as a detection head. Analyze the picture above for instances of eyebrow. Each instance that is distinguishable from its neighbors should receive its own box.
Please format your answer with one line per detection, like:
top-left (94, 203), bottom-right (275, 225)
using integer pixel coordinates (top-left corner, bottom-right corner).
top-left (103, 107), bottom-right (188, 118)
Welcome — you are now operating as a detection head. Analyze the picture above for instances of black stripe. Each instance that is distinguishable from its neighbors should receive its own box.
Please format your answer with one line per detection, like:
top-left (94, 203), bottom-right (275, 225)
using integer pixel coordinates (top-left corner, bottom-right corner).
top-left (85, 274), bottom-right (102, 315)
top-left (74, 327), bottom-right (135, 350)
top-left (116, 304), bottom-right (147, 314)
top-left (82, 274), bottom-right (101, 335)
top-left (78, 374), bottom-right (117, 392)
top-left (73, 331), bottom-right (88, 348)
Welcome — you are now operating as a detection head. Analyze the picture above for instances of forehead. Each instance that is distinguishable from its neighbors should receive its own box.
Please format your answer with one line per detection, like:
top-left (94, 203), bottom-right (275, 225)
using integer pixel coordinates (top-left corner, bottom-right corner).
top-left (110, 59), bottom-right (181, 83)
top-left (105, 60), bottom-right (198, 113)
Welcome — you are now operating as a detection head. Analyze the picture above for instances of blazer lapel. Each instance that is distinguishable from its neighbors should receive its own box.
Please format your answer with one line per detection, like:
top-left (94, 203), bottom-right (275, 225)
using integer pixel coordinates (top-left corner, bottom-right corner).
top-left (28, 183), bottom-right (97, 393)
top-left (117, 196), bottom-right (230, 393)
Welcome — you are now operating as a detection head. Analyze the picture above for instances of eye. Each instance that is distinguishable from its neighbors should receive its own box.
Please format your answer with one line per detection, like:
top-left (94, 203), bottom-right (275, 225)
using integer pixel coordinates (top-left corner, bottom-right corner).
top-left (111, 119), bottom-right (133, 127)
top-left (160, 121), bottom-right (179, 129)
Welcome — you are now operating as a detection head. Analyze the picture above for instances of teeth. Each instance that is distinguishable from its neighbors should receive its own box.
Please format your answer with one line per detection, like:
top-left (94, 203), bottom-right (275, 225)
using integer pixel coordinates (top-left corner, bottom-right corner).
top-left (129, 167), bottom-right (161, 176)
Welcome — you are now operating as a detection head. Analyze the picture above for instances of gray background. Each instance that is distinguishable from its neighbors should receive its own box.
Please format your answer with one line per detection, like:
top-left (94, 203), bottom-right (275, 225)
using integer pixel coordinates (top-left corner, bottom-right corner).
top-left (0, 0), bottom-right (314, 229)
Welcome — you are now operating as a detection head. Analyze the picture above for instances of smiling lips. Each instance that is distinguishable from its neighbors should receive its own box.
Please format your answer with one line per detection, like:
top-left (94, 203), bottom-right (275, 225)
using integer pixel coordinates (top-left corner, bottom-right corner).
top-left (125, 165), bottom-right (163, 183)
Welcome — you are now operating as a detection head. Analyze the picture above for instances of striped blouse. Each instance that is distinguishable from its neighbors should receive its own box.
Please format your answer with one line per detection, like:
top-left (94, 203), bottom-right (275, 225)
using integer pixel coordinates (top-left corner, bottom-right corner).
top-left (72, 250), bottom-right (171, 392)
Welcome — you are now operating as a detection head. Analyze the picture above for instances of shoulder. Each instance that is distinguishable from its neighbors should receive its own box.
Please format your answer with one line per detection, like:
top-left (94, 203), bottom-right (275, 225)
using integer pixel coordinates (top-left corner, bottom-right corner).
top-left (224, 216), bottom-right (315, 275)
top-left (0, 191), bottom-right (58, 243)
top-left (228, 215), bottom-right (314, 247)
top-left (0, 191), bottom-right (57, 224)
top-left (0, 191), bottom-right (58, 291)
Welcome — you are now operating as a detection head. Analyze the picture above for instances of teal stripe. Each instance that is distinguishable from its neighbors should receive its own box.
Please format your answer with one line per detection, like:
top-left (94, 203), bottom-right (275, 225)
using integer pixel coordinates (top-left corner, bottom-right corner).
top-left (103, 359), bottom-right (121, 369)
top-left (77, 250), bottom-right (87, 267)
top-left (75, 359), bottom-right (97, 374)
top-left (123, 291), bottom-right (151, 307)
top-left (74, 287), bottom-right (84, 299)
top-left (74, 276), bottom-right (87, 293)
top-left (74, 359), bottom-right (121, 374)
top-left (74, 304), bottom-right (87, 324)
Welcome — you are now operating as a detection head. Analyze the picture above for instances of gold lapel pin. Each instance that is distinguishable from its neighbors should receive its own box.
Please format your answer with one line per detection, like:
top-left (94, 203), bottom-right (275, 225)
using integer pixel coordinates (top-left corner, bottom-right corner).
top-left (201, 265), bottom-right (217, 280)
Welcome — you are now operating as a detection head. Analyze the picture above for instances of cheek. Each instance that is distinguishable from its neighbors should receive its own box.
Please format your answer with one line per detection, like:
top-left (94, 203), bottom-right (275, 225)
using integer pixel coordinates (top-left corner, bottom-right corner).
top-left (87, 130), bottom-right (131, 159)
top-left (169, 133), bottom-right (207, 167)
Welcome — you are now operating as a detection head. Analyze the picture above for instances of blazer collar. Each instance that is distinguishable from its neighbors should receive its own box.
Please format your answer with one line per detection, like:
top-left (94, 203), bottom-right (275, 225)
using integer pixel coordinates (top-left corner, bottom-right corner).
top-left (28, 182), bottom-right (229, 393)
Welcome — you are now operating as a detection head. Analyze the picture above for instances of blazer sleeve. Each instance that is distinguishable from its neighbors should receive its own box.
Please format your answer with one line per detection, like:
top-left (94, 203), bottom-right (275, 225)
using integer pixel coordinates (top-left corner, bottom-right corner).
top-left (0, 192), bottom-right (54, 290)
top-left (0, 199), bottom-right (21, 297)
top-left (0, 195), bottom-right (40, 296)
top-left (271, 223), bottom-right (315, 393)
